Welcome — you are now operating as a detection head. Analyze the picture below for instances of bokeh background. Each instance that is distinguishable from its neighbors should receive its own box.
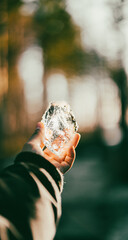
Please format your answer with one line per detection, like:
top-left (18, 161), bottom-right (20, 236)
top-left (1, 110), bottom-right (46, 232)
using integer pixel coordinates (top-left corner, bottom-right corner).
top-left (1, 0), bottom-right (128, 239)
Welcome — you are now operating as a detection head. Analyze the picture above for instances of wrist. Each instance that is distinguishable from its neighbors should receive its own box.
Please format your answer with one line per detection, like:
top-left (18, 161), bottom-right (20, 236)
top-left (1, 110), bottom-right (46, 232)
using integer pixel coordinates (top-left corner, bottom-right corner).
top-left (15, 151), bottom-right (63, 192)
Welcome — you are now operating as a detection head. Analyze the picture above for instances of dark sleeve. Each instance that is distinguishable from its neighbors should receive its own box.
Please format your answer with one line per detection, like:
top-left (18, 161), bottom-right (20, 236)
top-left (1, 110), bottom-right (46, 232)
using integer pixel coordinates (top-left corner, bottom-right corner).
top-left (0, 152), bottom-right (63, 240)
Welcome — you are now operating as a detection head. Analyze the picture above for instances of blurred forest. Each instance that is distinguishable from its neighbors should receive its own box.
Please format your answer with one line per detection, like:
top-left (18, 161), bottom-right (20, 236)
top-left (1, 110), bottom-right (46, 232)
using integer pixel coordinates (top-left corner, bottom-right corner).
top-left (1, 0), bottom-right (128, 239)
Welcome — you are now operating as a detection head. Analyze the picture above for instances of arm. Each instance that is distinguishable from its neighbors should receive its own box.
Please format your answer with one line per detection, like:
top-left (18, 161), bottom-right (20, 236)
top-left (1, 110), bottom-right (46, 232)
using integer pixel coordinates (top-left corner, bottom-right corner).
top-left (0, 122), bottom-right (80, 240)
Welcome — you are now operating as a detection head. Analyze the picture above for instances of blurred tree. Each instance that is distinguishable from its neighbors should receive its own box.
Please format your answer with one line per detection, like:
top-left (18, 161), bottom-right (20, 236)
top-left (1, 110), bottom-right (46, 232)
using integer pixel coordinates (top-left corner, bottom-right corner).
top-left (108, 0), bottom-right (128, 144)
top-left (110, 66), bottom-right (127, 139)
top-left (103, 0), bottom-right (128, 182)
top-left (0, 0), bottom-right (32, 157)
top-left (34, 0), bottom-right (88, 111)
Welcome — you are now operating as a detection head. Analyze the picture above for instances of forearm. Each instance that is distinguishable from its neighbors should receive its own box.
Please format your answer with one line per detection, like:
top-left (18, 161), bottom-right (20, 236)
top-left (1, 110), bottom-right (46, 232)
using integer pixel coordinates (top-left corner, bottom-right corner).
top-left (0, 120), bottom-right (79, 240)
top-left (0, 152), bottom-right (63, 240)
top-left (15, 152), bottom-right (64, 229)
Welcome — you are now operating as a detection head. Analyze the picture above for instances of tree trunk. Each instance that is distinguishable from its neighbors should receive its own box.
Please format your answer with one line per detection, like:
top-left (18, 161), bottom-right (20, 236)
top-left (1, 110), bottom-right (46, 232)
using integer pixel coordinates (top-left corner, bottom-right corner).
top-left (110, 67), bottom-right (128, 182)
top-left (111, 67), bottom-right (128, 142)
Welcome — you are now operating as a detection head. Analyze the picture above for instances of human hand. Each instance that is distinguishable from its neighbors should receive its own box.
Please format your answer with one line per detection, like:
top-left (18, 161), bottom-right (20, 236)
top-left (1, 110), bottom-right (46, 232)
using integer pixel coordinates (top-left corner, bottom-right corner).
top-left (22, 122), bottom-right (80, 174)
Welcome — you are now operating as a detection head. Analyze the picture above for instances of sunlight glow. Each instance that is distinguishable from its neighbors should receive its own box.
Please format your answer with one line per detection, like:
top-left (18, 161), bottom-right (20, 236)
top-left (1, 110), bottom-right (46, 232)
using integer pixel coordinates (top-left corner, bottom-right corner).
top-left (99, 78), bottom-right (122, 145)
top-left (20, 3), bottom-right (38, 16)
top-left (47, 73), bottom-right (68, 102)
top-left (18, 46), bottom-right (44, 114)
top-left (102, 125), bottom-right (123, 146)
top-left (99, 78), bottom-right (121, 129)
top-left (66, 0), bottom-right (125, 60)
top-left (71, 76), bottom-right (98, 130)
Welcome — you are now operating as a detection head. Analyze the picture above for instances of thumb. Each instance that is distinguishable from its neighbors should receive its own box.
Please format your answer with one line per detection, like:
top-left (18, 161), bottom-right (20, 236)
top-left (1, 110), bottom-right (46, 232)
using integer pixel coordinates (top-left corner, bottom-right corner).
top-left (28, 122), bottom-right (44, 146)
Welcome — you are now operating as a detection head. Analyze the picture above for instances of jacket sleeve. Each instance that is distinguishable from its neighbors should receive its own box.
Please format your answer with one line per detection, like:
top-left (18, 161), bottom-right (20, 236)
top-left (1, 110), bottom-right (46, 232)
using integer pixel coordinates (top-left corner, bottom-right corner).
top-left (0, 152), bottom-right (64, 240)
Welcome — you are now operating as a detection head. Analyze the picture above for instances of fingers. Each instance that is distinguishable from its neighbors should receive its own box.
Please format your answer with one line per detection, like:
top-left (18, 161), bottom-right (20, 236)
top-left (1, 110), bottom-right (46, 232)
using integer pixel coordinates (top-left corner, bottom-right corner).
top-left (42, 146), bottom-right (75, 174)
top-left (41, 150), bottom-right (61, 168)
top-left (70, 133), bottom-right (81, 149)
top-left (61, 134), bottom-right (80, 173)
top-left (65, 146), bottom-right (75, 167)
top-left (60, 133), bottom-right (80, 161)
top-left (41, 150), bottom-right (52, 162)
top-left (59, 146), bottom-right (76, 174)
top-left (42, 135), bottom-right (80, 174)
top-left (43, 148), bottom-right (65, 162)
top-left (43, 133), bottom-right (81, 161)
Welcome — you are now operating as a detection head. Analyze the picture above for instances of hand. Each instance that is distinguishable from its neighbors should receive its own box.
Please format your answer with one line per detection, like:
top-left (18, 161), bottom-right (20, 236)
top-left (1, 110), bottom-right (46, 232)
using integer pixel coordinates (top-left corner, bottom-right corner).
top-left (22, 122), bottom-right (80, 174)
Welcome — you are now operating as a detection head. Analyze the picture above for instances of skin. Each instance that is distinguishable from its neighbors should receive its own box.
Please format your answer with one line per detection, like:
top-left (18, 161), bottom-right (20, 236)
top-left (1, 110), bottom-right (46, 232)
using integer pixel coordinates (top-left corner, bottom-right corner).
top-left (22, 122), bottom-right (80, 174)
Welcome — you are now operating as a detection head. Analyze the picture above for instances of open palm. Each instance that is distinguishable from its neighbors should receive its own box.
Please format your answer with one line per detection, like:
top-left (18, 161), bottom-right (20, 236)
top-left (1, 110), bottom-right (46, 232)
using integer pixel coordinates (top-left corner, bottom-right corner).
top-left (22, 122), bottom-right (80, 174)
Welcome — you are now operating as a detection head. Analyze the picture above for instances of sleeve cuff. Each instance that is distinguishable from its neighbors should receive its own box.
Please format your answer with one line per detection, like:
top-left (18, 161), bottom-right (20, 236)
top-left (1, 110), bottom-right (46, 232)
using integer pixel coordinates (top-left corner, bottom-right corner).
top-left (15, 152), bottom-right (63, 192)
